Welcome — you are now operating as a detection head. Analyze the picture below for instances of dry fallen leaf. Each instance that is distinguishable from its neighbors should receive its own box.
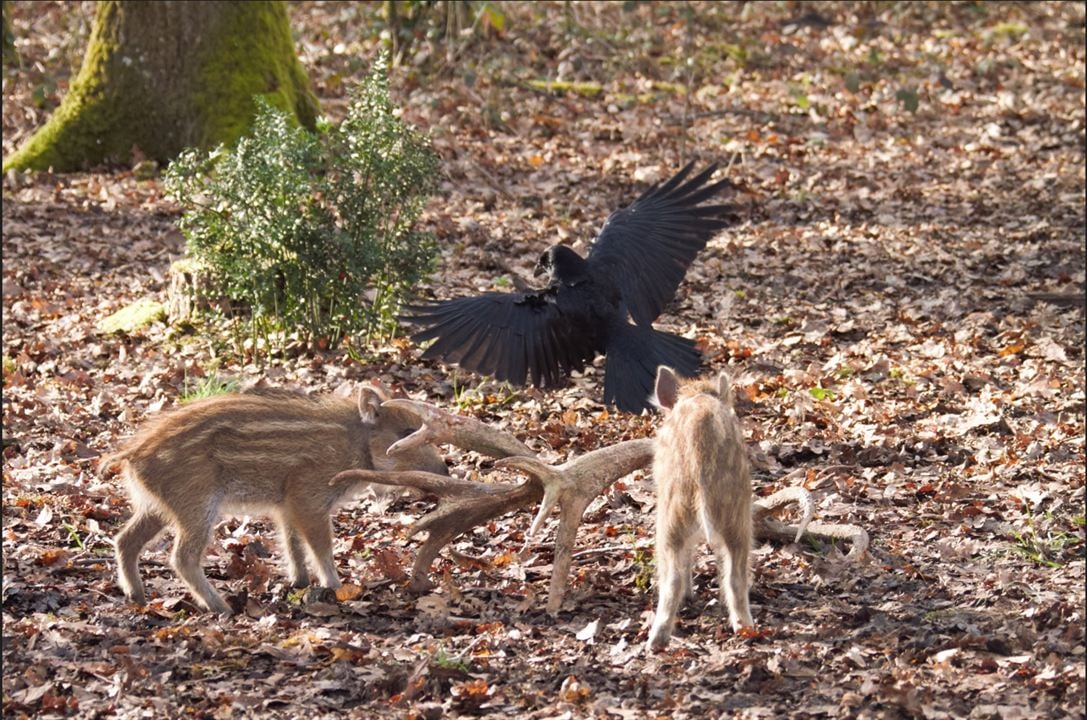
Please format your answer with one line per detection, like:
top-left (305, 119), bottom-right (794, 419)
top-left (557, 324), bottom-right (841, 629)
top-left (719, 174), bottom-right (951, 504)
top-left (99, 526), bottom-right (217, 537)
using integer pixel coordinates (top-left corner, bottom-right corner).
top-left (334, 583), bottom-right (364, 602)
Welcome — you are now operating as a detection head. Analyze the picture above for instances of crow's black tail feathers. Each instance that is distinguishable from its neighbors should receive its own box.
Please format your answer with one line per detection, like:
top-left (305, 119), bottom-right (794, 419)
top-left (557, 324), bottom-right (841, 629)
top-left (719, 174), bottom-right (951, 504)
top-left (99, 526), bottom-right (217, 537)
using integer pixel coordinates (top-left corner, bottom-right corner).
top-left (603, 322), bottom-right (701, 413)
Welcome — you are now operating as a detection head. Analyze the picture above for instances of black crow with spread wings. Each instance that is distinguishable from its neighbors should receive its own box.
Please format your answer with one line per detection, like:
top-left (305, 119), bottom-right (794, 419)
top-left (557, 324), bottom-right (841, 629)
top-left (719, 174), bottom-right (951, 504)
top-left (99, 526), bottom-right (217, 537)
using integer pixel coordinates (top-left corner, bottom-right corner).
top-left (406, 162), bottom-right (739, 413)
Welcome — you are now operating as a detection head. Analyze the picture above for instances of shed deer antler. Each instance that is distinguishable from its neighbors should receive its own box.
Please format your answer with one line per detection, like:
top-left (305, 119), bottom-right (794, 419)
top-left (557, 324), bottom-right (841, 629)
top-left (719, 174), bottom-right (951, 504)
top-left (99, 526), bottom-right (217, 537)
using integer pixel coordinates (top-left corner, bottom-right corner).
top-left (333, 399), bottom-right (866, 614)
top-left (752, 476), bottom-right (869, 561)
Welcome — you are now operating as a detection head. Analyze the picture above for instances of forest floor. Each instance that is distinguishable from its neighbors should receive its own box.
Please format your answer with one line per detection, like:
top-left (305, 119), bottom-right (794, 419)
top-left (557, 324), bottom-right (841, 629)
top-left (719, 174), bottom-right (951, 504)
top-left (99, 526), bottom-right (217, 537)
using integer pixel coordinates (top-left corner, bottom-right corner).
top-left (2, 2), bottom-right (1085, 718)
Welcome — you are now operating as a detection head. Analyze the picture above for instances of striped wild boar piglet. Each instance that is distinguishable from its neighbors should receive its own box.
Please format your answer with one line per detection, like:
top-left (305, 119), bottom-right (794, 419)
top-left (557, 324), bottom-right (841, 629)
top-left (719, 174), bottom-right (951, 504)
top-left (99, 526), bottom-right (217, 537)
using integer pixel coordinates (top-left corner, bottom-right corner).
top-left (646, 367), bottom-right (754, 651)
top-left (101, 384), bottom-right (447, 614)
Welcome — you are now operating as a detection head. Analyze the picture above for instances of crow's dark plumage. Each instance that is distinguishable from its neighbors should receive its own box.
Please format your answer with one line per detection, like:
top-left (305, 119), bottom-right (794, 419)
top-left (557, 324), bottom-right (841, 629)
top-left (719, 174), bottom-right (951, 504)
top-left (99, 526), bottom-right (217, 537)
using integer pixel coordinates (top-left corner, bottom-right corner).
top-left (407, 162), bottom-right (738, 413)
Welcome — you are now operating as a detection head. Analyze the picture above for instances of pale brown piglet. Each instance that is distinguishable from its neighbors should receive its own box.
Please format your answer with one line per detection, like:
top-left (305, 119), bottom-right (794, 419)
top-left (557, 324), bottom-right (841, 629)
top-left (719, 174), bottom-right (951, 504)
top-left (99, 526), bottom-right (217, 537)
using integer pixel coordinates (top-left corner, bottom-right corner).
top-left (646, 367), bottom-right (754, 651)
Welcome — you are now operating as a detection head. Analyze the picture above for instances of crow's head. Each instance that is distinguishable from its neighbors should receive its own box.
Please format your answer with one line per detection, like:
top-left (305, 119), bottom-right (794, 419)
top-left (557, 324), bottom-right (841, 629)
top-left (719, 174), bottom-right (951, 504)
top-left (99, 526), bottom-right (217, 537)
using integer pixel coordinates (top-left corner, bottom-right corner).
top-left (534, 244), bottom-right (586, 283)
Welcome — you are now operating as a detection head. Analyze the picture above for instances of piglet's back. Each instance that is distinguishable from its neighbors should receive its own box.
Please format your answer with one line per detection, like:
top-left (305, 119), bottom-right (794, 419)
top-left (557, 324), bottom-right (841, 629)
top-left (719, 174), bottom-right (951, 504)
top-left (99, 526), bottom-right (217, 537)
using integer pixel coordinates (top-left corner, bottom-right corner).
top-left (108, 393), bottom-right (370, 495)
top-left (654, 394), bottom-right (729, 476)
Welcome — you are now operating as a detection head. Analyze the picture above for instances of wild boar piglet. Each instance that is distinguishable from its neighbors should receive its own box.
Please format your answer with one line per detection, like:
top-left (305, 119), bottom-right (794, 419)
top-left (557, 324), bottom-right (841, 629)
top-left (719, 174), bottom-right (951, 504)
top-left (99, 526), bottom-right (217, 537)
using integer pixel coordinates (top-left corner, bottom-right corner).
top-left (646, 366), bottom-right (754, 651)
top-left (102, 384), bottom-right (446, 614)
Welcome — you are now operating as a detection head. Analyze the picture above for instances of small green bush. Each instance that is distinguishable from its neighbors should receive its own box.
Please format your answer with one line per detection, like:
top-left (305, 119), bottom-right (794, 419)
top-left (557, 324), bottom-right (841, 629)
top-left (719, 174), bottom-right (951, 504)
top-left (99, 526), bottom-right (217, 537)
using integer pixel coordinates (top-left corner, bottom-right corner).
top-left (164, 55), bottom-right (438, 356)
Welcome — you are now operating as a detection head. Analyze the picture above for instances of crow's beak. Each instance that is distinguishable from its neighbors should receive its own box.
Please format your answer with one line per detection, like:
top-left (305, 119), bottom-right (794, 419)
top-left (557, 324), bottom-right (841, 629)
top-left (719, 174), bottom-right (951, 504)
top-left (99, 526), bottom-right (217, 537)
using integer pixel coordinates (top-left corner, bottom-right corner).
top-left (533, 262), bottom-right (547, 278)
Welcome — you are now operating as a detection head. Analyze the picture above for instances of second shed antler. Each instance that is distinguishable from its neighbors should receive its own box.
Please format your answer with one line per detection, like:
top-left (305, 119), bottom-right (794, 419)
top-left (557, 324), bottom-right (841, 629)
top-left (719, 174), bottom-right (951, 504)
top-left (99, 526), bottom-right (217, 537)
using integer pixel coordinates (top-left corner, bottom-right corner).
top-left (333, 399), bottom-right (866, 614)
top-left (753, 472), bottom-right (869, 561)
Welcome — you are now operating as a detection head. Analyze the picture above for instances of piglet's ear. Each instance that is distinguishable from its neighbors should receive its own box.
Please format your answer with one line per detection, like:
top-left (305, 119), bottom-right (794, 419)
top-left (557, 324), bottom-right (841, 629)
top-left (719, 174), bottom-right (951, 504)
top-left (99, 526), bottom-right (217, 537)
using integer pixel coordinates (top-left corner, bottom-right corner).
top-left (357, 387), bottom-right (383, 424)
top-left (717, 372), bottom-right (735, 406)
top-left (653, 366), bottom-right (680, 411)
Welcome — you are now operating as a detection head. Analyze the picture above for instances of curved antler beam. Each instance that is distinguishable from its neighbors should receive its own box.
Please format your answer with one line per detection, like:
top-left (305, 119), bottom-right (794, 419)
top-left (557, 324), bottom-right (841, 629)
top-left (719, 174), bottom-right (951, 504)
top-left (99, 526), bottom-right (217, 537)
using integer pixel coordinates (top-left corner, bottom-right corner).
top-left (753, 486), bottom-right (815, 543)
top-left (332, 467), bottom-right (541, 591)
top-left (752, 484), bottom-right (867, 560)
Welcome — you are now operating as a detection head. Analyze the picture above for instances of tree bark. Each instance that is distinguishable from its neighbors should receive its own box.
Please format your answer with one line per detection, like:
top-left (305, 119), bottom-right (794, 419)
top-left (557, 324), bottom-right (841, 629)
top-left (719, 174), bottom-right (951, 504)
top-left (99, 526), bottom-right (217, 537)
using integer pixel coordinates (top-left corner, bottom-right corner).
top-left (3, 0), bottom-right (319, 172)
top-left (2, 1), bottom-right (16, 68)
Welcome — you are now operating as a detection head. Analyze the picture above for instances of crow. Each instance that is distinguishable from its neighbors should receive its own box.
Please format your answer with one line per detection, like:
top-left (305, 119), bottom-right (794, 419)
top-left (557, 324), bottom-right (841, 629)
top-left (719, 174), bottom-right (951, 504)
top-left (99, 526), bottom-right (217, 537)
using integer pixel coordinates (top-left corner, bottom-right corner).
top-left (406, 162), bottom-right (739, 413)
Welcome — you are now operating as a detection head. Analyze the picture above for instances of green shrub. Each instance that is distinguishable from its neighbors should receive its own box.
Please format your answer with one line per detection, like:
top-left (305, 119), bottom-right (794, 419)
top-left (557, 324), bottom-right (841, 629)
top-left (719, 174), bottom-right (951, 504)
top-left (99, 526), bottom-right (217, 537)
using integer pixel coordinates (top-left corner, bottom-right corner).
top-left (164, 55), bottom-right (438, 356)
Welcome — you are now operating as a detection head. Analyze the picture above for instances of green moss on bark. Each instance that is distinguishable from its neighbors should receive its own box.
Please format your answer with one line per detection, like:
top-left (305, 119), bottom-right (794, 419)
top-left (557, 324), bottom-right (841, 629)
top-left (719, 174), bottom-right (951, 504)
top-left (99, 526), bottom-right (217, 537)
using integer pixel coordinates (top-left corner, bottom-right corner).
top-left (188, 3), bottom-right (319, 151)
top-left (3, 1), bottom-right (318, 173)
top-left (3, 1), bottom-right (126, 173)
top-left (2, 1), bottom-right (16, 67)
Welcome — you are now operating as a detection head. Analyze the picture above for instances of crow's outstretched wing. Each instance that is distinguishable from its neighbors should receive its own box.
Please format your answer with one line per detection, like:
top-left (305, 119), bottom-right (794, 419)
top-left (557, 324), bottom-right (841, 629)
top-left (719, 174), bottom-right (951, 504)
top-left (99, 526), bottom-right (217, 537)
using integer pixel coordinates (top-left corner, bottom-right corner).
top-left (586, 162), bottom-right (738, 327)
top-left (407, 290), bottom-right (596, 389)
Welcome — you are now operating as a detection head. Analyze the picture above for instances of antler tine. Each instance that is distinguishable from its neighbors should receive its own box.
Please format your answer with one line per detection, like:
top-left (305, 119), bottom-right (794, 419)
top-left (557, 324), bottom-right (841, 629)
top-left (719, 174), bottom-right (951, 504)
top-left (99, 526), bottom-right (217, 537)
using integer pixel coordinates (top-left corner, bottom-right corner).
top-left (495, 455), bottom-right (564, 482)
top-left (809, 522), bottom-right (869, 561)
top-left (751, 483), bottom-right (867, 559)
top-left (496, 456), bottom-right (567, 537)
top-left (407, 482), bottom-right (541, 591)
top-left (754, 486), bottom-right (815, 543)
top-left (386, 423), bottom-right (436, 456)
top-left (382, 398), bottom-right (534, 460)
top-left (846, 526), bottom-right (868, 561)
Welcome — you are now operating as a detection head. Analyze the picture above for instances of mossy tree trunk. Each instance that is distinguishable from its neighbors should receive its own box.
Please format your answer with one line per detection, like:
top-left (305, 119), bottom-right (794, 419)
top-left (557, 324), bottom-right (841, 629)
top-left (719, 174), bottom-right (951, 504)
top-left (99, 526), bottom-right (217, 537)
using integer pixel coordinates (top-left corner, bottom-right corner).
top-left (3, 1), bottom-right (319, 173)
top-left (2, 1), bottom-right (16, 67)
